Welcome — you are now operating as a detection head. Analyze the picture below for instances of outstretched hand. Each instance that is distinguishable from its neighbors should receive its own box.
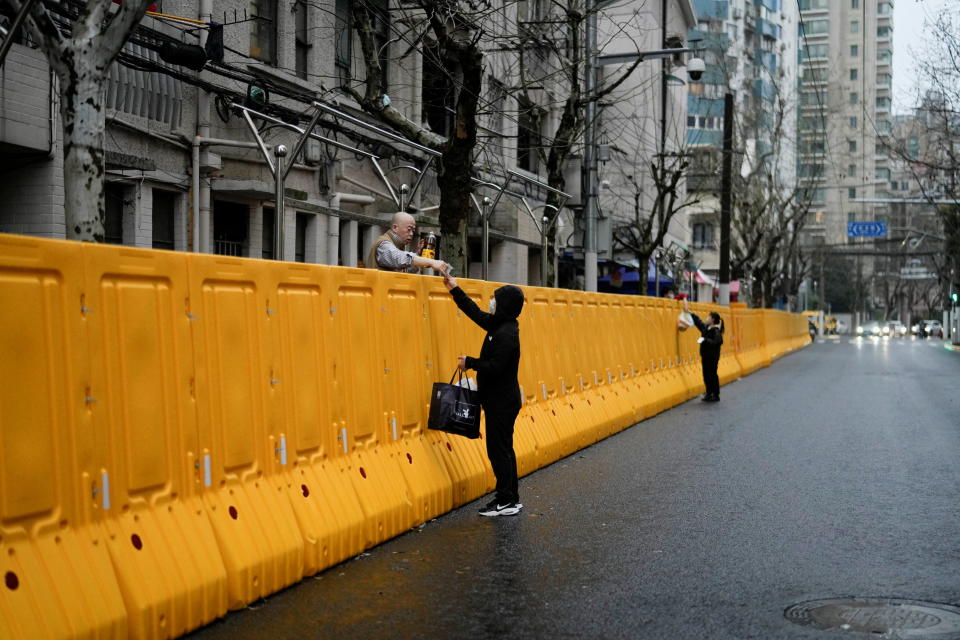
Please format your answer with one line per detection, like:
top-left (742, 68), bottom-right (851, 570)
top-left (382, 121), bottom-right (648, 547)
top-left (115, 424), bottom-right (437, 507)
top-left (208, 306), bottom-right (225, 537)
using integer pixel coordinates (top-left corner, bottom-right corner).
top-left (443, 273), bottom-right (458, 291)
top-left (682, 299), bottom-right (691, 313)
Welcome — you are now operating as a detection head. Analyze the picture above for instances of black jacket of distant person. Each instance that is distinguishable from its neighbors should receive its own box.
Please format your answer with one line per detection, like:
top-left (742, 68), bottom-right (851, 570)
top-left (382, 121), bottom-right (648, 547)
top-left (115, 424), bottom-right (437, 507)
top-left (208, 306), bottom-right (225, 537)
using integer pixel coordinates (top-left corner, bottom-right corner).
top-left (449, 285), bottom-right (524, 413)
top-left (691, 312), bottom-right (724, 360)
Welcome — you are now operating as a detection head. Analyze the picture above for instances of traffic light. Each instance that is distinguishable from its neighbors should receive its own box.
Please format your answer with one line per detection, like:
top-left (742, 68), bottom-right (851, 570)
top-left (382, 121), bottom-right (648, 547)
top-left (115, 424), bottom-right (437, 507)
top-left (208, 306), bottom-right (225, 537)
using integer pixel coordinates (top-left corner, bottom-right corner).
top-left (952, 292), bottom-right (959, 303)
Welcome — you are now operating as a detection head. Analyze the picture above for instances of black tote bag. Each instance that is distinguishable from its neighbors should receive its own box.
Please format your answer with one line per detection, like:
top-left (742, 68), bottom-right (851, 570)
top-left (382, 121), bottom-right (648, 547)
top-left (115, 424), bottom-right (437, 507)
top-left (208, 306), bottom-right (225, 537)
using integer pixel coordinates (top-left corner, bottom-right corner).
top-left (427, 369), bottom-right (481, 439)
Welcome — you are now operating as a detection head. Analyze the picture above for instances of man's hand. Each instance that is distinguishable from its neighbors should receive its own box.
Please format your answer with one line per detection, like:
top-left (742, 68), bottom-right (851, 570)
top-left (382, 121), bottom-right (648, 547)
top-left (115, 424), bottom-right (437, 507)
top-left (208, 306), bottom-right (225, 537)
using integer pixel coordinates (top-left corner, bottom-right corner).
top-left (683, 299), bottom-right (691, 313)
top-left (432, 260), bottom-right (451, 275)
top-left (443, 274), bottom-right (458, 291)
top-left (457, 355), bottom-right (467, 372)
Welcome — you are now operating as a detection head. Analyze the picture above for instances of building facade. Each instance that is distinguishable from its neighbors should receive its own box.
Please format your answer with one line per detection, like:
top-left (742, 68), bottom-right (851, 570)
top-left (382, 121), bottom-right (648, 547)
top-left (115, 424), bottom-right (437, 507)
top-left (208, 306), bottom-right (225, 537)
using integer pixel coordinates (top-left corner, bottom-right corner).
top-left (0, 0), bottom-right (619, 287)
top-left (683, 0), bottom-right (801, 302)
top-left (796, 0), bottom-right (894, 248)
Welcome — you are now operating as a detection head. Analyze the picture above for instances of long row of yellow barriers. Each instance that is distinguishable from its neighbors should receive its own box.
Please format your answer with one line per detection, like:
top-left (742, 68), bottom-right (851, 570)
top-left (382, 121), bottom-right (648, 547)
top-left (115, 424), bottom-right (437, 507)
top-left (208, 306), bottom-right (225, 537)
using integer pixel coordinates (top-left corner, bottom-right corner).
top-left (0, 234), bottom-right (809, 639)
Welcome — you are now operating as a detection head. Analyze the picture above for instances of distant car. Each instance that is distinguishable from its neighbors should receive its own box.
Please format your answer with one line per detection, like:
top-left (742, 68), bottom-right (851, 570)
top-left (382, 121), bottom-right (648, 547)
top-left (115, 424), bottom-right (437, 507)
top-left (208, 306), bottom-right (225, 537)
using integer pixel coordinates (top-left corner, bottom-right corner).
top-left (857, 322), bottom-right (883, 337)
top-left (925, 320), bottom-right (944, 338)
top-left (887, 321), bottom-right (907, 337)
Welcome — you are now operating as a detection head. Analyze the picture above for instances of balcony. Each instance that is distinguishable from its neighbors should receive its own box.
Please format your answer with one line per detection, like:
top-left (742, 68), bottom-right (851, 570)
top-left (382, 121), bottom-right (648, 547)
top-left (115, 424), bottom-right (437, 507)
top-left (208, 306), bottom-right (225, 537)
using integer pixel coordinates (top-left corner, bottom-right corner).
top-left (693, 0), bottom-right (730, 21)
top-left (0, 43), bottom-right (52, 156)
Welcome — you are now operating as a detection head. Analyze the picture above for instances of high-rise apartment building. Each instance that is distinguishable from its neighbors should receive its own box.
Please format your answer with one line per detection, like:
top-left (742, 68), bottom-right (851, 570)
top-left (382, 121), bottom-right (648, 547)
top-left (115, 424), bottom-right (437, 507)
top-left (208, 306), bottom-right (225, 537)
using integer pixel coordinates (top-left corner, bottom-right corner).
top-left (797, 0), bottom-right (894, 246)
top-left (684, 0), bottom-right (800, 300)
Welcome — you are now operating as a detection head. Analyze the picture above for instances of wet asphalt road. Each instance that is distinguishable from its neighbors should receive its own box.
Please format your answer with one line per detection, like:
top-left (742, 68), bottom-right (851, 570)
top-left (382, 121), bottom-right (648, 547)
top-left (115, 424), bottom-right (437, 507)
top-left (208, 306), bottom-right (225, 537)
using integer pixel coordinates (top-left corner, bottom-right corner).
top-left (189, 337), bottom-right (960, 640)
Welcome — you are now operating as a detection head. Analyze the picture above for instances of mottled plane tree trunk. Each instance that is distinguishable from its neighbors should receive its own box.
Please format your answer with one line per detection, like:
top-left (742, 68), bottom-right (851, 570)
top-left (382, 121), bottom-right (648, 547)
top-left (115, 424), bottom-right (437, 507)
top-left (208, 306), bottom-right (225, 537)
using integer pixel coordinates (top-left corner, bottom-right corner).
top-left (346, 0), bottom-right (481, 277)
top-left (3, 0), bottom-right (153, 241)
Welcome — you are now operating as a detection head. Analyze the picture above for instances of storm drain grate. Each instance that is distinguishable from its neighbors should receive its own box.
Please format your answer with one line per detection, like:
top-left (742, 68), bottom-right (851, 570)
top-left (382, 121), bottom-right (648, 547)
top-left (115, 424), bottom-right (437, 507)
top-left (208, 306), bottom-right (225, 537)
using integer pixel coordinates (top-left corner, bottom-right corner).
top-left (785, 598), bottom-right (960, 638)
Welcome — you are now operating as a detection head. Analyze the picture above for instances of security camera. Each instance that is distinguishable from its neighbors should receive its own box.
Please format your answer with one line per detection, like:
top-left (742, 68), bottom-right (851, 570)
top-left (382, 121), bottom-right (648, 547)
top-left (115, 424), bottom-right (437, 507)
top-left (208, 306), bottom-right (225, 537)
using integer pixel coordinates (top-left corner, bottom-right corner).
top-left (687, 57), bottom-right (705, 82)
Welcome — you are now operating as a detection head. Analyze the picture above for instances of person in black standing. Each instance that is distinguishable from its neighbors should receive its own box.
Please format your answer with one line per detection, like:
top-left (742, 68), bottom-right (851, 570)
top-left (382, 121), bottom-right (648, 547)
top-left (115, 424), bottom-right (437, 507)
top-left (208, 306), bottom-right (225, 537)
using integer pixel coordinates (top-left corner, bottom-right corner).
top-left (443, 274), bottom-right (524, 517)
top-left (684, 300), bottom-right (724, 402)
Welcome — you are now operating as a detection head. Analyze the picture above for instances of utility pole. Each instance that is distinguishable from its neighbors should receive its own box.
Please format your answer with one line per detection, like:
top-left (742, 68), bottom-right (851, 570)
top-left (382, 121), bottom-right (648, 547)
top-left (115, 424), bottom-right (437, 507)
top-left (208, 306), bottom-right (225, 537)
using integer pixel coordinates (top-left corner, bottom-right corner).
top-left (718, 92), bottom-right (734, 305)
top-left (583, 0), bottom-right (598, 292)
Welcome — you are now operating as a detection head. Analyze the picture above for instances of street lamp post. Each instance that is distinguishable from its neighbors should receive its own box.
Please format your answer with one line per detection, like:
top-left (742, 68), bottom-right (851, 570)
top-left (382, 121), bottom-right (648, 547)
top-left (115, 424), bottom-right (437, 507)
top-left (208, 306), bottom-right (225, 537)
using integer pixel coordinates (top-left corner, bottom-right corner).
top-left (582, 22), bottom-right (702, 292)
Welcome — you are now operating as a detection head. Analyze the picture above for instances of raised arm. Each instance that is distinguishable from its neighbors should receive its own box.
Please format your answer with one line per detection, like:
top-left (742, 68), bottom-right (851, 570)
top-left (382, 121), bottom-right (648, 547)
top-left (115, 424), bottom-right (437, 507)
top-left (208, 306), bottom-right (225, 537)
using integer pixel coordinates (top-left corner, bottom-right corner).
top-left (444, 275), bottom-right (496, 332)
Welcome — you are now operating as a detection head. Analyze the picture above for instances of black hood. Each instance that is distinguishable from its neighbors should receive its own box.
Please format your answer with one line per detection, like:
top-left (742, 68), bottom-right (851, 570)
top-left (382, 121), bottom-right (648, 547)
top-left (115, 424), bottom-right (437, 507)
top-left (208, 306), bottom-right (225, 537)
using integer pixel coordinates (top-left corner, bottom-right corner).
top-left (494, 285), bottom-right (524, 320)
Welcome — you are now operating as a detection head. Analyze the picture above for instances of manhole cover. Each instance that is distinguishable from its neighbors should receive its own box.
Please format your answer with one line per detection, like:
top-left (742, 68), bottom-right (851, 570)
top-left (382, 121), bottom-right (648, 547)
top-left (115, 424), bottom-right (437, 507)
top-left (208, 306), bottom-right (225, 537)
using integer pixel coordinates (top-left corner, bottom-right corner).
top-left (785, 598), bottom-right (960, 638)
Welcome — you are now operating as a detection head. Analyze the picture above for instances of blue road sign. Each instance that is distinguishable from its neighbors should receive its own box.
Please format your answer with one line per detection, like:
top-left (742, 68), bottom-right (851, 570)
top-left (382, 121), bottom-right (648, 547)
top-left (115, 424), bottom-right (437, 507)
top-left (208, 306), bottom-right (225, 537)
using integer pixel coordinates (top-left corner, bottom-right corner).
top-left (847, 221), bottom-right (888, 238)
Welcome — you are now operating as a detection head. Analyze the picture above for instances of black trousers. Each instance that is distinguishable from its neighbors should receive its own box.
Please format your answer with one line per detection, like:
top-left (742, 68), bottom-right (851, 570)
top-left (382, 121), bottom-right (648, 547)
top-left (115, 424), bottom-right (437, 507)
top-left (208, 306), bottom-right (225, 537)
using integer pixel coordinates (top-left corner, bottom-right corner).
top-left (702, 354), bottom-right (720, 397)
top-left (483, 404), bottom-right (521, 504)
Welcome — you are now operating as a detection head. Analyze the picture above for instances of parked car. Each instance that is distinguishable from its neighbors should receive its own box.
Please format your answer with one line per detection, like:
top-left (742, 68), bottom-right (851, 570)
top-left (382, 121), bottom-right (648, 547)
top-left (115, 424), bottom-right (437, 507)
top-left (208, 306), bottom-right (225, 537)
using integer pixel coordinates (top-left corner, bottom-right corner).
top-left (857, 322), bottom-right (883, 337)
top-left (887, 321), bottom-right (908, 337)
top-left (925, 320), bottom-right (944, 339)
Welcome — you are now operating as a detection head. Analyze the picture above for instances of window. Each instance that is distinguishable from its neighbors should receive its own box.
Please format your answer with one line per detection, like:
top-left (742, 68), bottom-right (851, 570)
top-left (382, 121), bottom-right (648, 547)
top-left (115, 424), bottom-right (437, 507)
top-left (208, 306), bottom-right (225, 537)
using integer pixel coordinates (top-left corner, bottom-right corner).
top-left (877, 26), bottom-right (891, 38)
top-left (698, 116), bottom-right (706, 128)
top-left (104, 185), bottom-right (125, 245)
top-left (850, 20), bottom-right (859, 34)
top-left (334, 0), bottom-right (352, 83)
top-left (849, 116), bottom-right (857, 129)
top-left (295, 213), bottom-right (309, 263)
top-left (517, 104), bottom-right (542, 174)
top-left (849, 68), bottom-right (858, 81)
top-left (421, 41), bottom-right (454, 136)
top-left (693, 223), bottom-right (715, 249)
top-left (487, 78), bottom-right (507, 158)
top-left (262, 208), bottom-right (275, 260)
top-left (877, 48), bottom-right (891, 64)
top-left (687, 115), bottom-right (697, 127)
top-left (152, 190), bottom-right (176, 250)
top-left (877, 119), bottom-right (891, 134)
top-left (798, 0), bottom-right (829, 9)
top-left (848, 187), bottom-right (857, 199)
top-left (850, 44), bottom-right (859, 57)
top-left (800, 19), bottom-right (828, 36)
top-left (851, 0), bottom-right (859, 7)
top-left (369, 0), bottom-right (390, 89)
top-left (848, 140), bottom-right (857, 152)
top-left (249, 0), bottom-right (278, 65)
top-left (294, 1), bottom-right (310, 80)
top-left (877, 73), bottom-right (891, 87)
top-left (849, 92), bottom-right (858, 104)
top-left (799, 43), bottom-right (828, 60)
top-left (878, 2), bottom-right (892, 15)
top-left (848, 164), bottom-right (857, 177)
top-left (876, 168), bottom-right (891, 181)
top-left (876, 96), bottom-right (891, 110)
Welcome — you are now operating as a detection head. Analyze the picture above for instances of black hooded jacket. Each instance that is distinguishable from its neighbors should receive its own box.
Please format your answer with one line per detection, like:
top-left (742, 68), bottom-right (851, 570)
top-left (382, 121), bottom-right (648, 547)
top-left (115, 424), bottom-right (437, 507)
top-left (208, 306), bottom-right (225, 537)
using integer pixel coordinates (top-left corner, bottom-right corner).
top-left (450, 285), bottom-right (524, 412)
top-left (690, 312), bottom-right (724, 360)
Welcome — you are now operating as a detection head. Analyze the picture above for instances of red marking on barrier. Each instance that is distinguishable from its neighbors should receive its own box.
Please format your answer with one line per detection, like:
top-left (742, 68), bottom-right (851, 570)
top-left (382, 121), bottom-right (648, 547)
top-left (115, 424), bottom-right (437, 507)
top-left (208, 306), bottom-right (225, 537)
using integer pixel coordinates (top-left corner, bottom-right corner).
top-left (4, 571), bottom-right (18, 590)
top-left (131, 534), bottom-right (143, 550)
top-left (228, 506), bottom-right (238, 520)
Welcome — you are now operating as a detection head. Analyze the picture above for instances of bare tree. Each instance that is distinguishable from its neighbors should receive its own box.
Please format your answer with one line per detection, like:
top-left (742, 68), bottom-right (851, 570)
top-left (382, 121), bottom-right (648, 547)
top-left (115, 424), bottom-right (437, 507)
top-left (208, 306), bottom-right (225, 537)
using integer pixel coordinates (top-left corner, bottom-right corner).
top-left (2, 0), bottom-right (154, 241)
top-left (344, 0), bottom-right (483, 274)
top-left (610, 152), bottom-right (698, 272)
top-left (878, 6), bottom-right (960, 306)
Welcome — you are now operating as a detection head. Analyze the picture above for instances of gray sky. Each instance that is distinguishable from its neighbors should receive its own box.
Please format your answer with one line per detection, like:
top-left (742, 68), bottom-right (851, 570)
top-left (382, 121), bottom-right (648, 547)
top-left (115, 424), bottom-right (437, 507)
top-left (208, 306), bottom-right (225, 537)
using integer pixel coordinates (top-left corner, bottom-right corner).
top-left (892, 0), bottom-right (950, 113)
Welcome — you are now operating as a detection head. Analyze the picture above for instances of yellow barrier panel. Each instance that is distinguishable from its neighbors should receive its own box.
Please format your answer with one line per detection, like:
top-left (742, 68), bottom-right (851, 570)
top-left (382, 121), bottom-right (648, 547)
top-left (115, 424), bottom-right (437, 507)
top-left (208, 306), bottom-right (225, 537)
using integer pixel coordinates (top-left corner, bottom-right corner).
top-left (0, 235), bottom-right (128, 640)
top-left (422, 277), bottom-right (494, 507)
top-left (0, 233), bottom-right (811, 639)
top-left (187, 255), bottom-right (304, 609)
top-left (84, 245), bottom-right (228, 638)
top-left (260, 262), bottom-right (367, 576)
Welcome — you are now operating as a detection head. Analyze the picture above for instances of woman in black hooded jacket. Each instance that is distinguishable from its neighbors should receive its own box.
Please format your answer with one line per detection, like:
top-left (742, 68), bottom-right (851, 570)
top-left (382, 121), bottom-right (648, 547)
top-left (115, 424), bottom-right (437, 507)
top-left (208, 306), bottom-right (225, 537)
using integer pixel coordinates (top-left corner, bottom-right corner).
top-left (684, 300), bottom-right (724, 402)
top-left (443, 274), bottom-right (525, 517)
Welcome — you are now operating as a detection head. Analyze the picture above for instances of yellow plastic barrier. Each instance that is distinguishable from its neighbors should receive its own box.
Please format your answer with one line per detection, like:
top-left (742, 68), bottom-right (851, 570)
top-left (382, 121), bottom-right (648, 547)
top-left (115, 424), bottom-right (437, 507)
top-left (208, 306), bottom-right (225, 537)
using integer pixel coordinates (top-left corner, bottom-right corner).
top-left (0, 235), bottom-right (128, 640)
top-left (85, 245), bottom-right (228, 637)
top-left (187, 254), bottom-right (305, 609)
top-left (0, 233), bottom-right (810, 639)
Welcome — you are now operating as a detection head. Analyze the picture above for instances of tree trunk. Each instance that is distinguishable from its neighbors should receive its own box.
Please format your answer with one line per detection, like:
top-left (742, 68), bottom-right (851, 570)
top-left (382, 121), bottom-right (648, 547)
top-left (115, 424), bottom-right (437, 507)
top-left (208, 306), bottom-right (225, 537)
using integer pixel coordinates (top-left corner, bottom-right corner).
top-left (437, 45), bottom-right (482, 278)
top-left (61, 68), bottom-right (108, 241)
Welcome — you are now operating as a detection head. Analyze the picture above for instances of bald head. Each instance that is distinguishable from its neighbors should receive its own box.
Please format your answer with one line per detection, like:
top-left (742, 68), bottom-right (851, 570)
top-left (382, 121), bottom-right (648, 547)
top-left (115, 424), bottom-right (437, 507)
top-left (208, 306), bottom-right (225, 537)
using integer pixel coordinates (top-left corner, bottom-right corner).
top-left (391, 212), bottom-right (417, 244)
